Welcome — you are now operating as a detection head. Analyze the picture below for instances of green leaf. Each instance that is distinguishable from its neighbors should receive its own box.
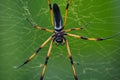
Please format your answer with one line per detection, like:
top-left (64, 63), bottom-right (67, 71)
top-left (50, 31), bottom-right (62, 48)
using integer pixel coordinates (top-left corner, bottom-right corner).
top-left (0, 0), bottom-right (120, 80)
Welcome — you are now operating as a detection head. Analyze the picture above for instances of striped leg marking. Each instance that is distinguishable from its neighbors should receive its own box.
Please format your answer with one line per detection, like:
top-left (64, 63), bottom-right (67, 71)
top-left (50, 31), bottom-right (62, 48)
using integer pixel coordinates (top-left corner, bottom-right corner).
top-left (66, 40), bottom-right (78, 80)
top-left (40, 40), bottom-right (54, 80)
top-left (48, 0), bottom-right (54, 27)
top-left (17, 36), bottom-right (52, 69)
top-left (23, 3), bottom-right (53, 33)
top-left (26, 18), bottom-right (53, 33)
top-left (63, 0), bottom-right (71, 27)
top-left (64, 21), bottom-right (92, 32)
top-left (64, 27), bottom-right (84, 32)
top-left (34, 26), bottom-right (54, 33)
top-left (66, 33), bottom-right (120, 41)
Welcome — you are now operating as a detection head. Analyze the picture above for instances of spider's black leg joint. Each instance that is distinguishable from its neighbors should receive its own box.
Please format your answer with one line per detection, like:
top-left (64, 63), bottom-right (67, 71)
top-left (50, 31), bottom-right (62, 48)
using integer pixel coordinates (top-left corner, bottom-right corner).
top-left (49, 3), bottom-right (52, 10)
top-left (48, 0), bottom-right (52, 10)
top-left (80, 36), bottom-right (88, 40)
top-left (66, 3), bottom-right (69, 10)
top-left (36, 47), bottom-right (42, 54)
top-left (66, 0), bottom-right (70, 10)
top-left (69, 56), bottom-right (73, 65)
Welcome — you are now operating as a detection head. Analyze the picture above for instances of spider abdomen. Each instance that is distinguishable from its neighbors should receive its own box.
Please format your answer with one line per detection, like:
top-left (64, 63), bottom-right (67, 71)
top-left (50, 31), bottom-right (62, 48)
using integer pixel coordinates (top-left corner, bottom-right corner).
top-left (53, 3), bottom-right (63, 31)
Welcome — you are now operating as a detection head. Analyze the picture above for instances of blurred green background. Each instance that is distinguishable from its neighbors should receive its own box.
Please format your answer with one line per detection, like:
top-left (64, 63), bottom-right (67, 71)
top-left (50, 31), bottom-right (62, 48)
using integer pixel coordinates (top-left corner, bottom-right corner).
top-left (0, 0), bottom-right (120, 80)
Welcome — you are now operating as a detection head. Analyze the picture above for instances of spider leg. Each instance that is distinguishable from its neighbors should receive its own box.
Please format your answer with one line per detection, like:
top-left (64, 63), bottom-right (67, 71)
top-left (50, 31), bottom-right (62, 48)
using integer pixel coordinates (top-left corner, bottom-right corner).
top-left (23, 2), bottom-right (53, 33)
top-left (63, 0), bottom-right (71, 27)
top-left (66, 32), bottom-right (120, 41)
top-left (64, 21), bottom-right (92, 32)
top-left (27, 18), bottom-right (54, 33)
top-left (64, 28), bottom-right (84, 32)
top-left (34, 26), bottom-right (54, 33)
top-left (48, 0), bottom-right (54, 27)
top-left (65, 40), bottom-right (78, 80)
top-left (40, 39), bottom-right (54, 80)
top-left (17, 36), bottom-right (53, 69)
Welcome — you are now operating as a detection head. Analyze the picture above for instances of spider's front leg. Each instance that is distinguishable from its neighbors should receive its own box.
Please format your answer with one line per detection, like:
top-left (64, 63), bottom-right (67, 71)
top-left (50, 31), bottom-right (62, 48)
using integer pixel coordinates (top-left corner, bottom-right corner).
top-left (17, 36), bottom-right (53, 69)
top-left (63, 0), bottom-right (71, 27)
top-left (48, 0), bottom-right (54, 27)
top-left (26, 17), bottom-right (54, 33)
top-left (23, 1), bottom-right (54, 33)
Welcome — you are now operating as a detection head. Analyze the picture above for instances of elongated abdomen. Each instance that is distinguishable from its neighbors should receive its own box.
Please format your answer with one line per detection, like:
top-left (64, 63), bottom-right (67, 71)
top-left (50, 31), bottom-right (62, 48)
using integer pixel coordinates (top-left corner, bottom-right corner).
top-left (53, 3), bottom-right (63, 31)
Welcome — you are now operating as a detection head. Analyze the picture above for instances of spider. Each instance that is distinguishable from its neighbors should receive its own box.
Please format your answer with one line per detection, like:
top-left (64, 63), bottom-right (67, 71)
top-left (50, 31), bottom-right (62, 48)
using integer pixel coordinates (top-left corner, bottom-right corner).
top-left (17, 0), bottom-right (120, 80)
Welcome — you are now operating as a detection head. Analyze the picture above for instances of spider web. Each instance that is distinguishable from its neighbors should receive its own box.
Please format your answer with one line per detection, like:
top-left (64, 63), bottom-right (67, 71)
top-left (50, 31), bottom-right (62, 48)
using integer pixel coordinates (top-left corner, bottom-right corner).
top-left (0, 0), bottom-right (120, 80)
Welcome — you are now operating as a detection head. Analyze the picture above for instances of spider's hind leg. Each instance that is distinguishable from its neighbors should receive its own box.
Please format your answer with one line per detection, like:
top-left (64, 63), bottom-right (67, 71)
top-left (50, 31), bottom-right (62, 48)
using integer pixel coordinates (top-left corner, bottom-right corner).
top-left (65, 40), bottom-right (78, 80)
top-left (66, 32), bottom-right (120, 41)
top-left (23, 2), bottom-right (54, 33)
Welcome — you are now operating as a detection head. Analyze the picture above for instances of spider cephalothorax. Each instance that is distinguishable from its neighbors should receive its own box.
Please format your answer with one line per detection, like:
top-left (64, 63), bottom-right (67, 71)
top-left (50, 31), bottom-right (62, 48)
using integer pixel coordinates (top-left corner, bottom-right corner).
top-left (53, 31), bottom-right (65, 45)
